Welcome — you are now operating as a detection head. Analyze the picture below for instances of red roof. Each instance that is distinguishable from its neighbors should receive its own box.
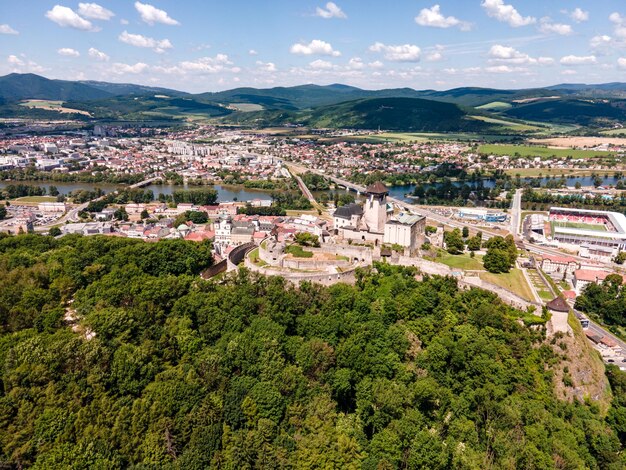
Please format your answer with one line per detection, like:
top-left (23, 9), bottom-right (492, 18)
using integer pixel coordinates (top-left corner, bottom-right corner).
top-left (562, 290), bottom-right (577, 300)
top-left (542, 254), bottom-right (578, 264)
top-left (574, 269), bottom-right (610, 283)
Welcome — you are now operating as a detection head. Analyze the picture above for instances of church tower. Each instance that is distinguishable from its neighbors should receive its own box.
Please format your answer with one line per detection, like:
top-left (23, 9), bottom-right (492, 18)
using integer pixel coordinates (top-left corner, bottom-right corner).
top-left (363, 181), bottom-right (389, 234)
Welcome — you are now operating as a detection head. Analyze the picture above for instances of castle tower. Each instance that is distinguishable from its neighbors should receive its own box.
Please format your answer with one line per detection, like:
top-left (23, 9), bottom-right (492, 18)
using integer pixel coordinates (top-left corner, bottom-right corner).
top-left (363, 181), bottom-right (389, 234)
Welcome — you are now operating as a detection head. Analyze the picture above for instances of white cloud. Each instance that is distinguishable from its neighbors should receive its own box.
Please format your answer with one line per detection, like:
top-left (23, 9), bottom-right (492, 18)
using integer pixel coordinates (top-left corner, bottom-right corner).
top-left (425, 45), bottom-right (444, 62)
top-left (120, 18), bottom-right (129, 25)
top-left (560, 55), bottom-right (597, 65)
top-left (256, 61), bottom-right (277, 72)
top-left (561, 69), bottom-right (577, 76)
top-left (485, 65), bottom-right (526, 73)
top-left (0, 24), bottom-right (18, 35)
top-left (610, 12), bottom-right (626, 40)
top-left (415, 5), bottom-right (469, 30)
top-left (369, 42), bottom-right (421, 62)
top-left (45, 5), bottom-right (98, 31)
top-left (7, 54), bottom-right (45, 73)
top-left (309, 59), bottom-right (334, 70)
top-left (316, 2), bottom-right (346, 19)
top-left (590, 35), bottom-right (613, 54)
top-left (57, 48), bottom-right (80, 57)
top-left (111, 62), bottom-right (149, 74)
top-left (570, 8), bottom-right (589, 23)
top-left (347, 57), bottom-right (364, 69)
top-left (290, 39), bottom-right (341, 57)
top-left (539, 18), bottom-right (573, 36)
top-left (134, 1), bottom-right (179, 26)
top-left (481, 0), bottom-right (535, 27)
top-left (618, 58), bottom-right (626, 69)
top-left (88, 47), bottom-right (109, 61)
top-left (249, 49), bottom-right (258, 56)
top-left (119, 31), bottom-right (173, 53)
top-left (488, 44), bottom-right (552, 65)
top-left (368, 60), bottom-right (384, 69)
top-left (179, 54), bottom-right (235, 73)
top-left (78, 3), bottom-right (114, 20)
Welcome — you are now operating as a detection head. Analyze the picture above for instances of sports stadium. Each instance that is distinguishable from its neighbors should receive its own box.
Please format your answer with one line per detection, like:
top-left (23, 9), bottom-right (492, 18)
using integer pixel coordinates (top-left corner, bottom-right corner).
top-left (549, 207), bottom-right (626, 255)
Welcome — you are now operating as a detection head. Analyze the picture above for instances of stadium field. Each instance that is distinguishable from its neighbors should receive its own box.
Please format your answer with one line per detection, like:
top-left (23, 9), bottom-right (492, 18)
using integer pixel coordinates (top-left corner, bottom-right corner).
top-left (551, 221), bottom-right (608, 232)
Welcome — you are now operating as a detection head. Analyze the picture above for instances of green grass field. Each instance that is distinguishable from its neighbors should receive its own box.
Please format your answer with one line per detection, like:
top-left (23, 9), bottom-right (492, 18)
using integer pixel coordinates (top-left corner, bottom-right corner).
top-left (432, 251), bottom-right (484, 271)
top-left (479, 144), bottom-right (617, 159)
top-left (285, 244), bottom-right (314, 258)
top-left (600, 128), bottom-right (626, 136)
top-left (11, 196), bottom-right (58, 204)
top-left (479, 268), bottom-right (535, 302)
top-left (469, 115), bottom-right (542, 132)
top-left (476, 101), bottom-right (513, 111)
top-left (505, 168), bottom-right (618, 177)
top-left (551, 221), bottom-right (608, 232)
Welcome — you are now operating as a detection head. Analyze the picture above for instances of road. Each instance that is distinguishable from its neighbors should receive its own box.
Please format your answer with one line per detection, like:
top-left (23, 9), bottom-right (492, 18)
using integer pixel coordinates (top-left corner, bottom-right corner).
top-left (574, 310), bottom-right (626, 353)
top-left (510, 188), bottom-right (522, 237)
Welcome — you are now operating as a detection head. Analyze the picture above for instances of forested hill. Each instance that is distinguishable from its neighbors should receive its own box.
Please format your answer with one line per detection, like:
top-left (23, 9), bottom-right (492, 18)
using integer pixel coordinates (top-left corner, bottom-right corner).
top-left (0, 233), bottom-right (624, 467)
top-left (223, 97), bottom-right (490, 132)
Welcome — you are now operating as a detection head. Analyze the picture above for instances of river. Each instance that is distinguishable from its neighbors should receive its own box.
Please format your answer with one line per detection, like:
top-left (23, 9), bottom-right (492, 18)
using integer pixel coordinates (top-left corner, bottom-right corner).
top-left (0, 175), bottom-right (622, 204)
top-left (0, 180), bottom-right (274, 202)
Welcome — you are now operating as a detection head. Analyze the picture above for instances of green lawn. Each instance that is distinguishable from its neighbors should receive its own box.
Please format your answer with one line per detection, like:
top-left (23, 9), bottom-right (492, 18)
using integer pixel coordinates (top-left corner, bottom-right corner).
top-left (11, 196), bottom-right (58, 204)
top-left (285, 244), bottom-right (314, 258)
top-left (479, 144), bottom-right (617, 159)
top-left (433, 251), bottom-right (484, 271)
top-left (480, 268), bottom-right (535, 302)
top-left (248, 248), bottom-right (268, 267)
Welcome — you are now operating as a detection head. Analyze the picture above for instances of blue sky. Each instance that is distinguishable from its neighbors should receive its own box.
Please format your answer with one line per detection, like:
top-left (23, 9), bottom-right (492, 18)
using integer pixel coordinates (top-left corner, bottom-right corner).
top-left (1, 1), bottom-right (625, 92)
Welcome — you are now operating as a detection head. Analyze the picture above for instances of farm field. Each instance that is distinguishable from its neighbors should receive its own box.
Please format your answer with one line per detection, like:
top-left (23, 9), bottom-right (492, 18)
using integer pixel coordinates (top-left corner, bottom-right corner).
top-left (19, 99), bottom-right (92, 116)
top-left (504, 167), bottom-right (619, 177)
top-left (476, 101), bottom-right (512, 111)
top-left (479, 143), bottom-right (617, 159)
top-left (528, 137), bottom-right (626, 147)
top-left (469, 115), bottom-right (543, 132)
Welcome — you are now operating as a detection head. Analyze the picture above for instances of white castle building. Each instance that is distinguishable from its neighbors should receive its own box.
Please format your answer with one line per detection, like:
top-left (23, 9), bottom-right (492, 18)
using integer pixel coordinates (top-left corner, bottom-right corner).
top-left (333, 182), bottom-right (425, 254)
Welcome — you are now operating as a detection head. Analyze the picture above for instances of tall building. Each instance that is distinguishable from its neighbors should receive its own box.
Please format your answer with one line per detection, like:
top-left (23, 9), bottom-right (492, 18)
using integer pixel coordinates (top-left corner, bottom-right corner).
top-left (363, 182), bottom-right (389, 233)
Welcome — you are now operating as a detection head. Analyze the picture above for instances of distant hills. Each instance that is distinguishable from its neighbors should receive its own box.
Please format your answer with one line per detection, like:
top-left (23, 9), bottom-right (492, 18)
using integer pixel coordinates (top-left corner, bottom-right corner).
top-left (223, 97), bottom-right (489, 132)
top-left (1, 73), bottom-right (625, 131)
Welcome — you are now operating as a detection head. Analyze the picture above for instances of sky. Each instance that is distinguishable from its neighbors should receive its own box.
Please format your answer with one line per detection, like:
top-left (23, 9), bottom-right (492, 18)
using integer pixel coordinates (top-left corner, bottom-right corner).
top-left (1, 1), bottom-right (626, 92)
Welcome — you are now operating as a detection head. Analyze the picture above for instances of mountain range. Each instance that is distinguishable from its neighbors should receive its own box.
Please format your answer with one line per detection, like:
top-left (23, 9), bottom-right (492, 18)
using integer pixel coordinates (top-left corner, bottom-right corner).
top-left (1, 73), bottom-right (625, 131)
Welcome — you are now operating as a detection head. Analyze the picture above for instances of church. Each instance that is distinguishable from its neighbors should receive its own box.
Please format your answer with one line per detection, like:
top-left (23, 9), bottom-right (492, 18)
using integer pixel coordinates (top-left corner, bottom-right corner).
top-left (333, 182), bottom-right (425, 254)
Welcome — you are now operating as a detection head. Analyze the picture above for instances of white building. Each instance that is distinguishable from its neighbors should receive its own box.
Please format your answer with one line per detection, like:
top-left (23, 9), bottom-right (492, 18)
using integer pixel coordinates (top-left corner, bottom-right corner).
top-left (37, 202), bottom-right (67, 213)
top-left (384, 213), bottom-right (425, 254)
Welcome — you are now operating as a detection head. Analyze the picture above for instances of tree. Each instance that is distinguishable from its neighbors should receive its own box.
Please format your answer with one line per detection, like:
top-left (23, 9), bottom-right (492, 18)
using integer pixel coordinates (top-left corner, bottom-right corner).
top-left (467, 234), bottom-right (482, 252)
top-left (614, 251), bottom-right (626, 265)
top-left (444, 229), bottom-right (464, 255)
top-left (114, 207), bottom-right (129, 221)
top-left (48, 185), bottom-right (59, 197)
top-left (462, 226), bottom-right (469, 238)
top-left (49, 227), bottom-right (62, 237)
top-left (575, 181), bottom-right (582, 190)
top-left (294, 232), bottom-right (320, 247)
top-left (0, 205), bottom-right (6, 220)
top-left (483, 248), bottom-right (511, 273)
top-left (425, 226), bottom-right (437, 236)
top-left (140, 209), bottom-right (150, 220)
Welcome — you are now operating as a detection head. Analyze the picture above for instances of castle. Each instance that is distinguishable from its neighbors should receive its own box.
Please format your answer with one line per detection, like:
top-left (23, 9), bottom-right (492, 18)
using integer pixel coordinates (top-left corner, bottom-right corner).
top-left (333, 182), bottom-right (426, 254)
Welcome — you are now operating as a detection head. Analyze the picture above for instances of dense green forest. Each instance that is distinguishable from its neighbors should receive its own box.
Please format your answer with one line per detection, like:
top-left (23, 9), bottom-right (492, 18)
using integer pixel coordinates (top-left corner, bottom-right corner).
top-left (0, 234), bottom-right (625, 468)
